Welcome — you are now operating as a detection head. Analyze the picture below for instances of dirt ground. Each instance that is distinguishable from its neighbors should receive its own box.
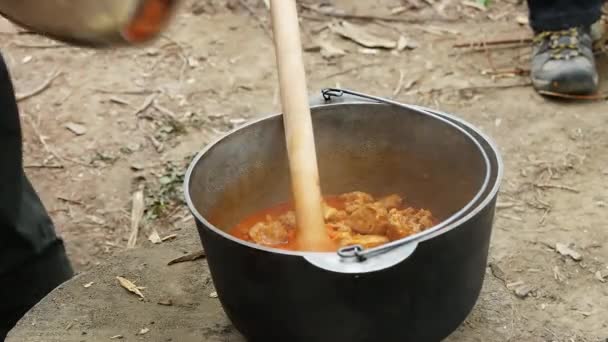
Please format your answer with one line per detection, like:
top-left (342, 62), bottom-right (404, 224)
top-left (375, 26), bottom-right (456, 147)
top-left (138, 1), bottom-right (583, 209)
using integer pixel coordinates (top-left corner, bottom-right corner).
top-left (3, 0), bottom-right (608, 340)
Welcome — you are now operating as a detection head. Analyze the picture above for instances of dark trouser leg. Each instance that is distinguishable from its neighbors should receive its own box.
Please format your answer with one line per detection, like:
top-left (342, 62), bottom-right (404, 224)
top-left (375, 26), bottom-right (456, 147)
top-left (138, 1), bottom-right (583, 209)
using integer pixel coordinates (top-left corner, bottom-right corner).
top-left (0, 53), bottom-right (74, 340)
top-left (527, 0), bottom-right (603, 32)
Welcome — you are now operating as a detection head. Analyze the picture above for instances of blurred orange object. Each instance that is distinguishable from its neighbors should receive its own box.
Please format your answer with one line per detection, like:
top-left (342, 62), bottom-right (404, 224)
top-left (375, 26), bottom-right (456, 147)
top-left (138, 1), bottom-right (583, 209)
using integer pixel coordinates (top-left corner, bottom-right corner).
top-left (0, 0), bottom-right (181, 47)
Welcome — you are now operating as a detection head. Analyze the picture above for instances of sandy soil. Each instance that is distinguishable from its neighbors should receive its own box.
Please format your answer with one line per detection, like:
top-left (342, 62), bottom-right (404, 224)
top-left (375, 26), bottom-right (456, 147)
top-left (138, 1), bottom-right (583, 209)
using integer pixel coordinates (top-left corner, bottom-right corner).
top-left (3, 0), bottom-right (608, 340)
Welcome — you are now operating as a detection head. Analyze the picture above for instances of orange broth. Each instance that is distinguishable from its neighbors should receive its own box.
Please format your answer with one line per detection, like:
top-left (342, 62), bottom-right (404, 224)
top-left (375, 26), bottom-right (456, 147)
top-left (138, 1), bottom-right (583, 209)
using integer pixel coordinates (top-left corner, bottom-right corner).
top-left (229, 196), bottom-right (346, 251)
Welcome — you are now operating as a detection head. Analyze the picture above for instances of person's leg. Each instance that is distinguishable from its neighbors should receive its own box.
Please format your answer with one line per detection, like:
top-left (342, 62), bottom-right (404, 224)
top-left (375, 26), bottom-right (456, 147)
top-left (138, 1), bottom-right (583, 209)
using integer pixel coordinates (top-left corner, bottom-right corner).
top-left (0, 53), bottom-right (74, 340)
top-left (526, 0), bottom-right (603, 95)
top-left (528, 0), bottom-right (603, 32)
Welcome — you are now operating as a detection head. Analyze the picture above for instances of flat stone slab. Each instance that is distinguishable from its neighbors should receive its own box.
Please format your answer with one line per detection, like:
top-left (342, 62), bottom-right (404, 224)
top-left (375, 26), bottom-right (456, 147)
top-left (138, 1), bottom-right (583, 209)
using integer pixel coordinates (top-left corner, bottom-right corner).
top-left (7, 229), bottom-right (545, 341)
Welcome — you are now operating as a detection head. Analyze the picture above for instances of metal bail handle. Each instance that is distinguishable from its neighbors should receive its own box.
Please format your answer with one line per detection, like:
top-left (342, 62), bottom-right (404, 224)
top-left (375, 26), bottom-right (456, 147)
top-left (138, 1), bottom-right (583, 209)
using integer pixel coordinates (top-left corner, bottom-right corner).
top-left (321, 88), bottom-right (421, 113)
top-left (324, 87), bottom-right (427, 263)
top-left (320, 87), bottom-right (491, 264)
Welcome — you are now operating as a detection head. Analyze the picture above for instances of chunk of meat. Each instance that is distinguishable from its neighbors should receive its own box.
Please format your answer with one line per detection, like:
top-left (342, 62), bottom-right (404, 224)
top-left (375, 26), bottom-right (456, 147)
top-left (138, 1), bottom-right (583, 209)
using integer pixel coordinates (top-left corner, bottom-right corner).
top-left (327, 223), bottom-right (389, 248)
top-left (323, 202), bottom-right (347, 222)
top-left (341, 234), bottom-right (389, 249)
top-left (346, 204), bottom-right (390, 235)
top-left (378, 194), bottom-right (403, 210)
top-left (248, 220), bottom-right (289, 246)
top-left (386, 208), bottom-right (435, 241)
top-left (340, 191), bottom-right (374, 213)
top-left (278, 211), bottom-right (296, 228)
top-left (327, 222), bottom-right (353, 241)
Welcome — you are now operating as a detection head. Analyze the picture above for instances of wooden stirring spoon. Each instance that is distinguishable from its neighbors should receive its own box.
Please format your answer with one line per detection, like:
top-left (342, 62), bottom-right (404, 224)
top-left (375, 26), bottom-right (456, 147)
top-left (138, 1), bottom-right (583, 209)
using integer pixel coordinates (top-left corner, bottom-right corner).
top-left (269, 0), bottom-right (332, 251)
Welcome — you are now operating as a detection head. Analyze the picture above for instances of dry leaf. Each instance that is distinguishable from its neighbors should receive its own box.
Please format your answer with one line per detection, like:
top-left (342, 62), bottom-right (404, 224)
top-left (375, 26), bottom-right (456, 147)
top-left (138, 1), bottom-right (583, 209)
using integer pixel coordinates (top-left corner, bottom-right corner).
top-left (65, 122), bottom-right (87, 136)
top-left (555, 243), bottom-right (582, 261)
top-left (596, 271), bottom-right (606, 283)
top-left (209, 291), bottom-right (218, 298)
top-left (167, 250), bottom-right (206, 265)
top-left (137, 328), bottom-right (150, 335)
top-left (330, 21), bottom-right (396, 49)
top-left (116, 276), bottom-right (144, 299)
top-left (319, 41), bottom-right (346, 59)
top-left (148, 229), bottom-right (162, 244)
top-left (83, 282), bottom-right (94, 288)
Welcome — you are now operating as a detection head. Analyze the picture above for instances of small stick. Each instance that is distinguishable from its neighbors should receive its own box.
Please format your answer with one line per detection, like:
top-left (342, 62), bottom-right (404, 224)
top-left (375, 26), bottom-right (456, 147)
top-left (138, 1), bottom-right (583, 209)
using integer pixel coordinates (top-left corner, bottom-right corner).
top-left (322, 62), bottom-right (382, 79)
top-left (127, 187), bottom-right (145, 249)
top-left (482, 39), bottom-right (497, 72)
top-left (109, 96), bottom-right (131, 106)
top-left (153, 102), bottom-right (177, 119)
top-left (299, 3), bottom-right (458, 23)
top-left (13, 42), bottom-right (70, 49)
top-left (452, 82), bottom-right (533, 92)
top-left (24, 115), bottom-right (65, 167)
top-left (534, 183), bottom-right (580, 193)
top-left (133, 94), bottom-right (158, 116)
top-left (453, 37), bottom-right (532, 48)
top-left (270, 0), bottom-right (332, 251)
top-left (94, 88), bottom-right (156, 95)
top-left (24, 163), bottom-right (63, 169)
top-left (16, 70), bottom-right (62, 102)
top-left (239, 0), bottom-right (272, 39)
top-left (392, 70), bottom-right (406, 98)
top-left (537, 90), bottom-right (608, 101)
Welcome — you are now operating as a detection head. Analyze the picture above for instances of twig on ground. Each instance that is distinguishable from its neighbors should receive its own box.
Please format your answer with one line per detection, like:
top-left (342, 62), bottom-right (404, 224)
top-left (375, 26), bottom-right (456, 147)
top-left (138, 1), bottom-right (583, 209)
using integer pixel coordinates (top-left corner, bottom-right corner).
top-left (453, 37), bottom-right (532, 48)
top-left (24, 115), bottom-right (65, 167)
top-left (133, 93), bottom-right (158, 116)
top-left (94, 88), bottom-right (157, 95)
top-left (420, 82), bottom-right (532, 94)
top-left (392, 70), bottom-right (406, 98)
top-left (499, 214), bottom-right (524, 222)
top-left (299, 3), bottom-right (457, 23)
top-left (537, 90), bottom-right (608, 101)
top-left (322, 62), bottom-right (382, 79)
top-left (152, 102), bottom-right (178, 119)
top-left (483, 68), bottom-right (530, 77)
top-left (482, 39), bottom-right (497, 72)
top-left (127, 186), bottom-right (145, 249)
top-left (16, 70), bottom-right (62, 102)
top-left (12, 41), bottom-right (70, 49)
top-left (534, 183), bottom-right (580, 193)
top-left (57, 196), bottom-right (84, 206)
top-left (24, 164), bottom-right (64, 169)
top-left (239, 0), bottom-right (272, 38)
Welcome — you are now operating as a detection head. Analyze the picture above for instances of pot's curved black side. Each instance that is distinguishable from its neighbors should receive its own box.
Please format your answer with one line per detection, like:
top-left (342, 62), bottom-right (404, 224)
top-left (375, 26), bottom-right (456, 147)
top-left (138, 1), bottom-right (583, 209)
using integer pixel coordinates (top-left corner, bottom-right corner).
top-left (195, 198), bottom-right (495, 342)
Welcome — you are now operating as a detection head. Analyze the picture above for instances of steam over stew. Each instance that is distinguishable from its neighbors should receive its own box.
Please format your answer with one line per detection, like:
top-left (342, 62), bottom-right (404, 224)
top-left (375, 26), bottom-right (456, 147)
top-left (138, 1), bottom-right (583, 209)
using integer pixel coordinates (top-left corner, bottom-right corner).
top-left (229, 191), bottom-right (437, 251)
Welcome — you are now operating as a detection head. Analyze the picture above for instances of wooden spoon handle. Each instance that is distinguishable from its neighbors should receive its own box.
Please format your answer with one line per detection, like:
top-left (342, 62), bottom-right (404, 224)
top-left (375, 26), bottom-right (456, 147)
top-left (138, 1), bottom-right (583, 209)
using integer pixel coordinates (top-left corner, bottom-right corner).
top-left (270, 0), bottom-right (331, 251)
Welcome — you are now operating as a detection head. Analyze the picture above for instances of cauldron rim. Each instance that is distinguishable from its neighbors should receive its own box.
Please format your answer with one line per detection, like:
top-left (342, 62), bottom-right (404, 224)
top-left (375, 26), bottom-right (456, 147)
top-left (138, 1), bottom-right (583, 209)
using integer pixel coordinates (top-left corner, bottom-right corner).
top-left (184, 101), bottom-right (501, 257)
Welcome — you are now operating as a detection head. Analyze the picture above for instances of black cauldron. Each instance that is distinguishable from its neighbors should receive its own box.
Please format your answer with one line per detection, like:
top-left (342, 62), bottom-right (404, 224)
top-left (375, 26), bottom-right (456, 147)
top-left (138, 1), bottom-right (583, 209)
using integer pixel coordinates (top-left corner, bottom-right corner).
top-left (185, 89), bottom-right (503, 342)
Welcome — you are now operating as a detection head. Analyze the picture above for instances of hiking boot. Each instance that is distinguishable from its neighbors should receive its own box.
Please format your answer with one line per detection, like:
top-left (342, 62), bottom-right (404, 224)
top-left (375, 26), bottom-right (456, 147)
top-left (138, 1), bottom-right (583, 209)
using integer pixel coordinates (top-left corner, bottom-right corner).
top-left (531, 26), bottom-right (598, 95)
